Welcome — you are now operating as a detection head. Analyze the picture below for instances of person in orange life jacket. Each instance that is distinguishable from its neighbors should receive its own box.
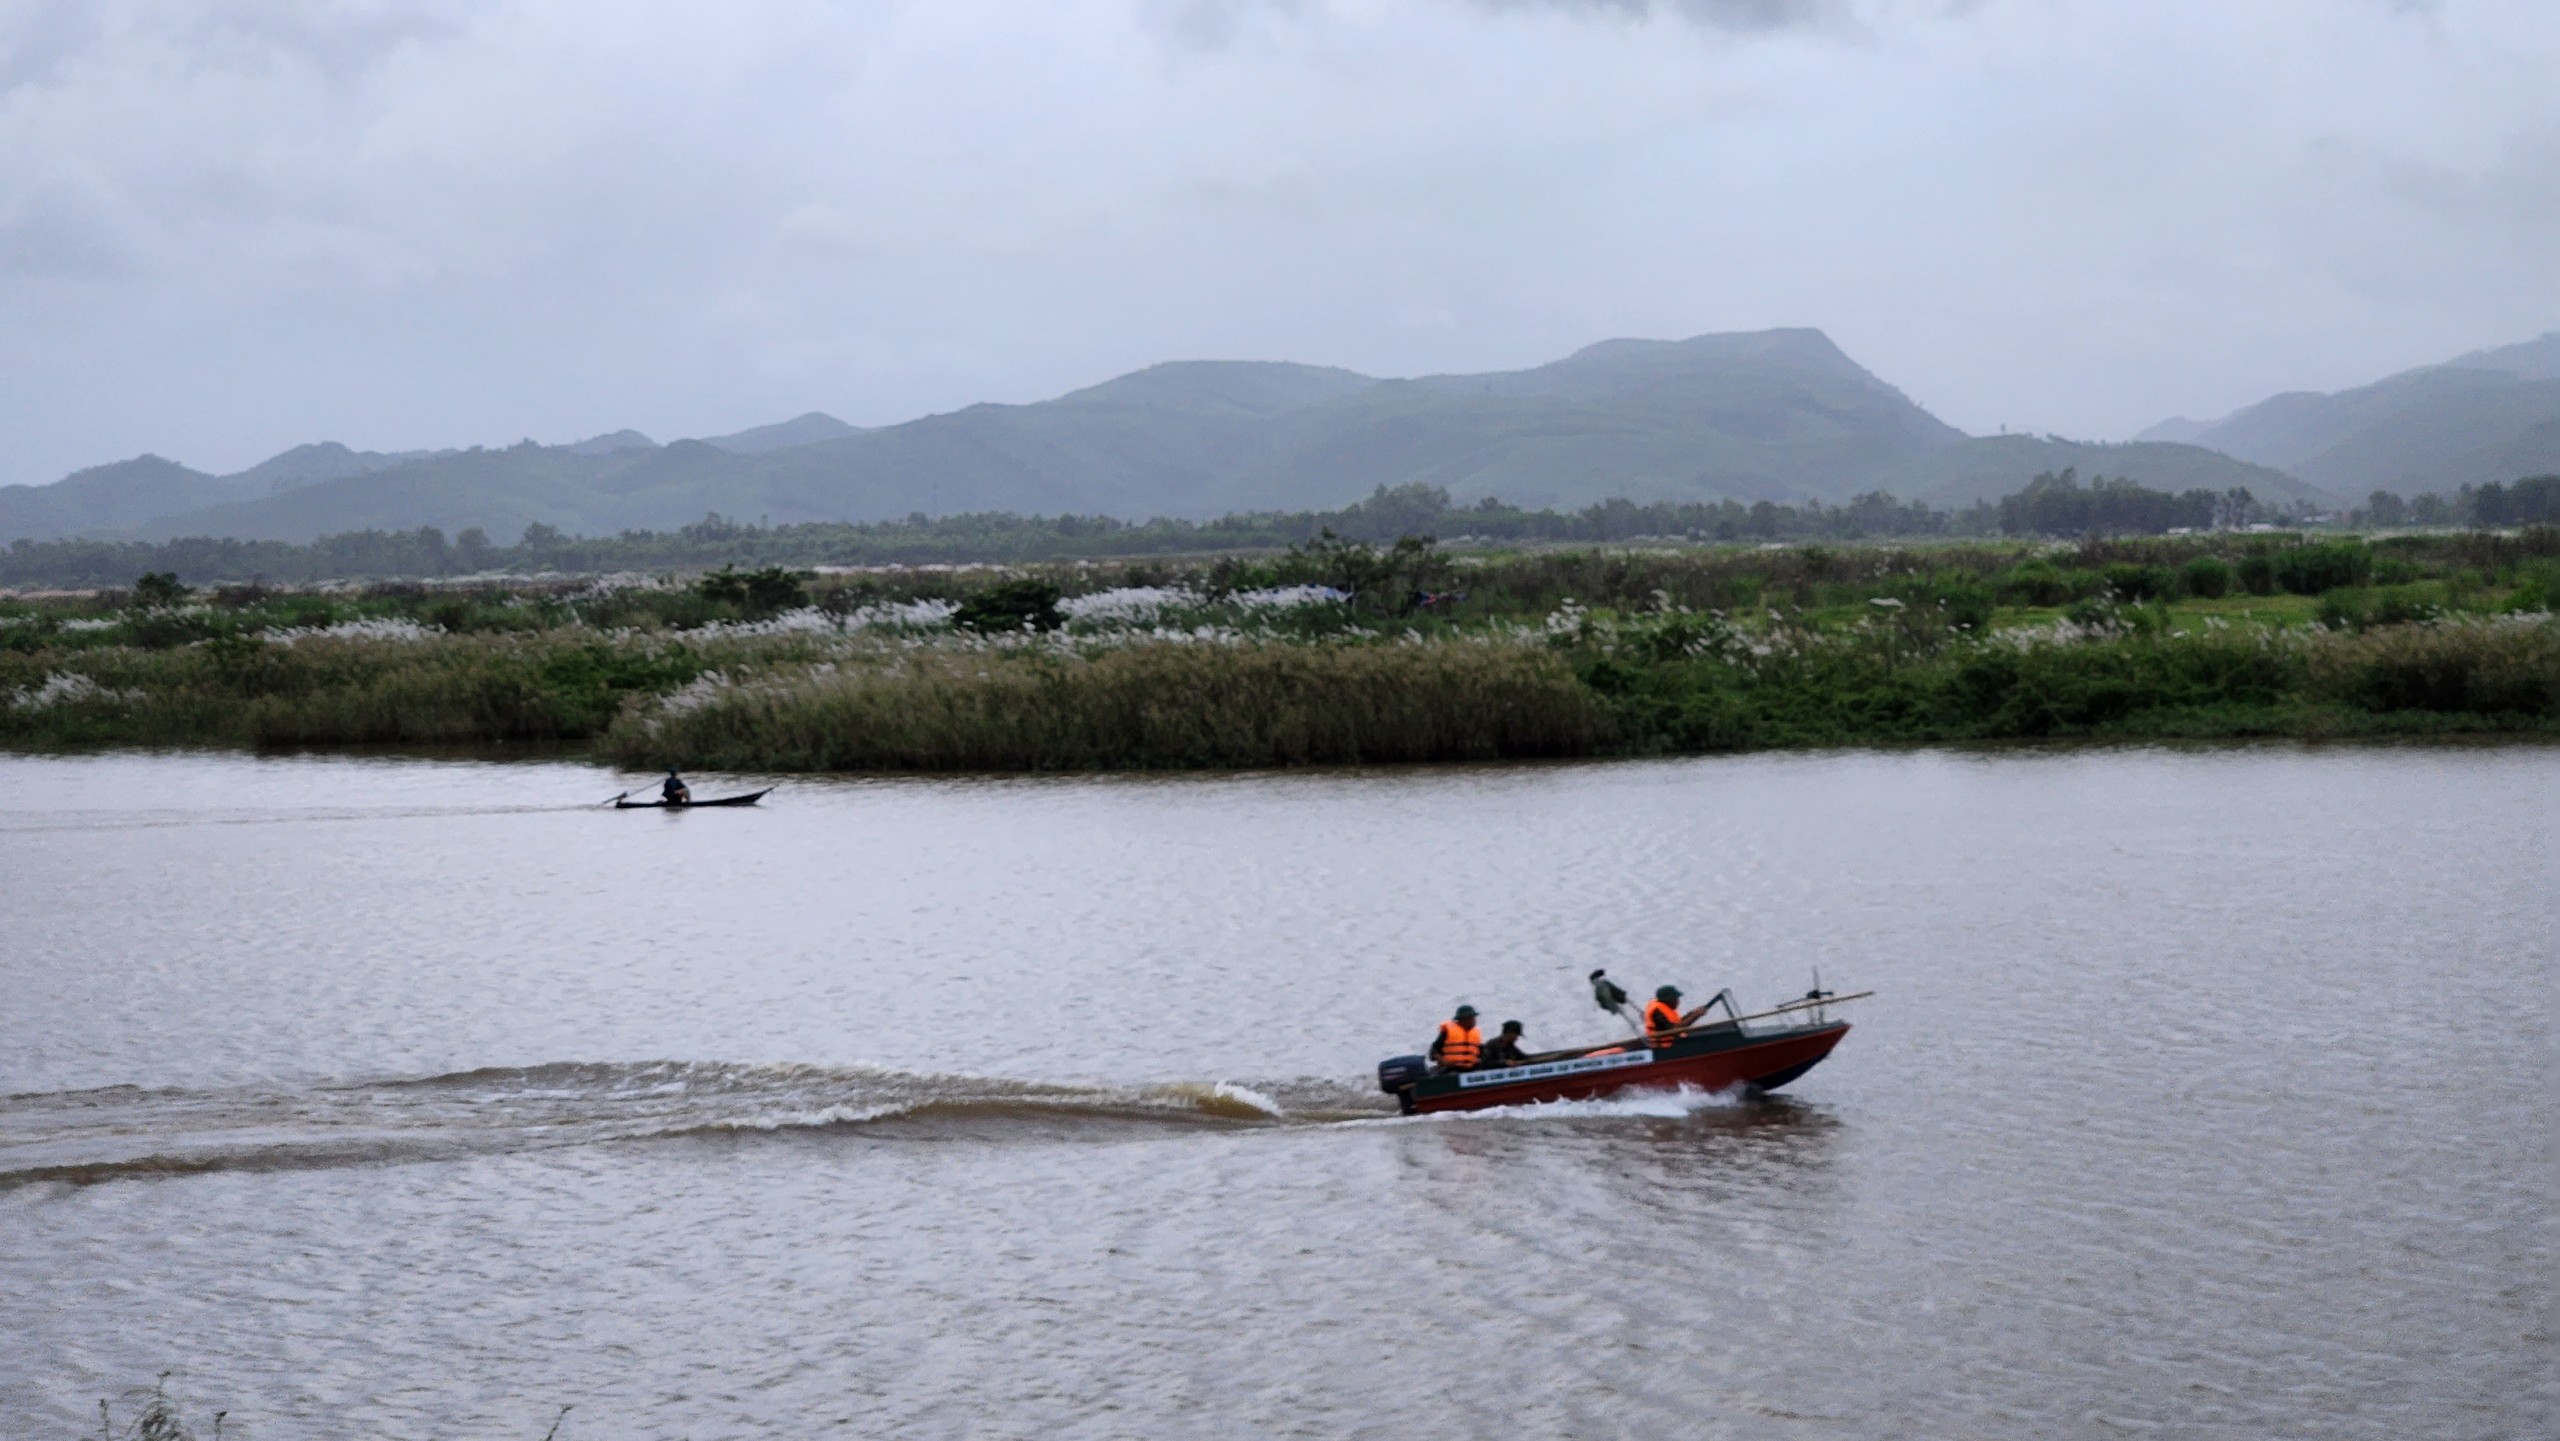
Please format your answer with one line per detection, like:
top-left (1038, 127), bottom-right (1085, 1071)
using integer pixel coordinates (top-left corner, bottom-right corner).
top-left (1479, 1020), bottom-right (1530, 1068)
top-left (1644, 986), bottom-right (1687, 1045)
top-left (1429, 1005), bottom-right (1483, 1072)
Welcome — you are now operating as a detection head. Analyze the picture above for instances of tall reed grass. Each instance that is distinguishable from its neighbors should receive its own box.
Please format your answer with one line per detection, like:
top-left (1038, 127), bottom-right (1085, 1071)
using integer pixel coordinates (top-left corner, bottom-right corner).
top-left (2299, 616), bottom-right (2560, 716)
top-left (598, 639), bottom-right (1608, 770)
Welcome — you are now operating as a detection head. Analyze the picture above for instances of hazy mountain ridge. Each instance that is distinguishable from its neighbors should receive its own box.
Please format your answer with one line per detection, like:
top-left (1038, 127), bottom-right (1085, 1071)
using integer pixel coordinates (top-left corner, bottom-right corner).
top-left (2138, 331), bottom-right (2560, 496)
top-left (2444, 333), bottom-right (2560, 381)
top-left (0, 455), bottom-right (259, 542)
top-left (233, 442), bottom-right (448, 492)
top-left (701, 413), bottom-right (864, 453)
top-left (6, 330), bottom-right (2354, 546)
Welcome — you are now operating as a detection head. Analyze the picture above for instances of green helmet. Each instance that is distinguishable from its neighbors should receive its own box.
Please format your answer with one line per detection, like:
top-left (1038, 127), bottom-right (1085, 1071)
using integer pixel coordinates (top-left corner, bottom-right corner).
top-left (1656, 985), bottom-right (1682, 1003)
top-left (1454, 1004), bottom-right (1477, 1020)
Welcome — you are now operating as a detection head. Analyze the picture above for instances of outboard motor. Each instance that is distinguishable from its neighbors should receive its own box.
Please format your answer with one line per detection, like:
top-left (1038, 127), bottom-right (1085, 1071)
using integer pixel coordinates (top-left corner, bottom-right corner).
top-left (1376, 1054), bottom-right (1430, 1095)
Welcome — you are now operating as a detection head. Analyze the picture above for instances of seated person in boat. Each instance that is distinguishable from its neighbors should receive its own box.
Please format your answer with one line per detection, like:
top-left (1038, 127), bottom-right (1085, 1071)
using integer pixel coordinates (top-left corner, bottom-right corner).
top-left (661, 768), bottom-right (691, 805)
top-left (1645, 986), bottom-right (1686, 1046)
top-left (1428, 1005), bottom-right (1482, 1073)
top-left (1479, 1020), bottom-right (1531, 1068)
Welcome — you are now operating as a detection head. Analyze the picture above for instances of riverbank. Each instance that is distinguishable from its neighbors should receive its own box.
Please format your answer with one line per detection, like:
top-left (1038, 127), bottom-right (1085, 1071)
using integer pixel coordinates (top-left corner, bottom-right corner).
top-left (5, 533), bottom-right (2554, 768)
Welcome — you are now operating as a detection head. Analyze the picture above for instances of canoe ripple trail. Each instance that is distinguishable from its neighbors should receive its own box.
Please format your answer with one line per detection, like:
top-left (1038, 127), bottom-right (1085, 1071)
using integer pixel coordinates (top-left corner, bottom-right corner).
top-left (0, 802), bottom-right (606, 835)
top-left (0, 1061), bottom-right (1790, 1190)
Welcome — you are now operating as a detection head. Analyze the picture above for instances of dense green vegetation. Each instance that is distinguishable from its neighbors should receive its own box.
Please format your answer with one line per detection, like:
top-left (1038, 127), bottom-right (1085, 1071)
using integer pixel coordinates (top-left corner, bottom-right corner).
top-left (4, 526), bottom-right (2552, 769)
top-left (10, 473), bottom-right (2553, 591)
top-left (0, 485), bottom-right (1985, 585)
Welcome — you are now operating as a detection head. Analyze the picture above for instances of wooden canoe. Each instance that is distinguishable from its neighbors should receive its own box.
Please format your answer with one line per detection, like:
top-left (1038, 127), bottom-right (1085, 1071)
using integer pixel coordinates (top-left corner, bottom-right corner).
top-left (613, 788), bottom-right (772, 810)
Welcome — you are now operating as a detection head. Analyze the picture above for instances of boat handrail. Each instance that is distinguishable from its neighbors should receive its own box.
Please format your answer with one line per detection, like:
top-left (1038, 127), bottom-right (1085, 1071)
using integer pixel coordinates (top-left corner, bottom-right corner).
top-left (1517, 990), bottom-right (1875, 1066)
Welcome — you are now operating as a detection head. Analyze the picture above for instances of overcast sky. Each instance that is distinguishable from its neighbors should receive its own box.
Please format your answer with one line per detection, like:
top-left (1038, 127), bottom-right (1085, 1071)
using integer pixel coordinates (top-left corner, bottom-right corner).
top-left (2, 0), bottom-right (2554, 485)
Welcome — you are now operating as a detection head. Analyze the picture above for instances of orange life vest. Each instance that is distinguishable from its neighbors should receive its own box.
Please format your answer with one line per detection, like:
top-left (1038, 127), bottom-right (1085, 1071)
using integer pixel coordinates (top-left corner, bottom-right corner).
top-left (1436, 1020), bottom-right (1482, 1069)
top-left (1644, 999), bottom-right (1683, 1040)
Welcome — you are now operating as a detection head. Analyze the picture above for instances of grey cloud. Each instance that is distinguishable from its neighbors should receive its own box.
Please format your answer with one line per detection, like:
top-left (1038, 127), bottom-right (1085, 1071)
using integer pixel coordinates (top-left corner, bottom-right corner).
top-left (3, 1), bottom-right (455, 94)
top-left (0, 0), bottom-right (2551, 488)
top-left (1472, 0), bottom-right (1839, 30)
top-left (1143, 0), bottom-right (1310, 50)
top-left (0, 1), bottom-right (103, 94)
top-left (0, 190), bottom-right (135, 278)
top-left (168, 1), bottom-right (459, 82)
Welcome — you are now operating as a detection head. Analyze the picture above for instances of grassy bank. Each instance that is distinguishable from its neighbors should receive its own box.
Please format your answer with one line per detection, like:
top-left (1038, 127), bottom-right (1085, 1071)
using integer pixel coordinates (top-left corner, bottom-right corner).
top-left (5, 531), bottom-right (2554, 768)
top-left (1564, 607), bottom-right (2559, 750)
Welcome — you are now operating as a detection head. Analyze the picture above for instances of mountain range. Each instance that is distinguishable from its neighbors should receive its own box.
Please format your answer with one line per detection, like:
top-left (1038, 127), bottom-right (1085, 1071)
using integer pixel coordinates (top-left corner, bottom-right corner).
top-left (9, 327), bottom-right (2549, 547)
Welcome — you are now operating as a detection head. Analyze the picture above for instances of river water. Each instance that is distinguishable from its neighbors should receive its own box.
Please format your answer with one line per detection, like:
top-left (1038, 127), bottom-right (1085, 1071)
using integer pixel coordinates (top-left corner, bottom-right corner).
top-left (2, 745), bottom-right (2550, 1439)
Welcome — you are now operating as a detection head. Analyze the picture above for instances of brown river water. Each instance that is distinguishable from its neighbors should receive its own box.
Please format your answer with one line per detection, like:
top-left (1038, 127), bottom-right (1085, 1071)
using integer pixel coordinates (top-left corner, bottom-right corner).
top-left (2, 745), bottom-right (2551, 1439)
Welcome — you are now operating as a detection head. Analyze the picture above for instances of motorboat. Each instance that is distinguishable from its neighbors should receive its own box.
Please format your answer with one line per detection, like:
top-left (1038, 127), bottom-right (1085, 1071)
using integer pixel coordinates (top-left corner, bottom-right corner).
top-left (1377, 988), bottom-right (1869, 1115)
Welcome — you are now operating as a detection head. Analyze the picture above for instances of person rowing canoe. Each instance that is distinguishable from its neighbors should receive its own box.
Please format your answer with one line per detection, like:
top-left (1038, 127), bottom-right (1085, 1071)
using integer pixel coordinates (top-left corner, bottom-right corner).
top-left (661, 769), bottom-right (691, 806)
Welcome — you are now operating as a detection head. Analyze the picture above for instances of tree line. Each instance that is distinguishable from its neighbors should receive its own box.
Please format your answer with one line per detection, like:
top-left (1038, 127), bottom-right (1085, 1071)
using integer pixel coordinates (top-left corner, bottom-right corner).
top-left (3, 473), bottom-right (2551, 588)
top-left (2350, 477), bottom-right (2559, 529)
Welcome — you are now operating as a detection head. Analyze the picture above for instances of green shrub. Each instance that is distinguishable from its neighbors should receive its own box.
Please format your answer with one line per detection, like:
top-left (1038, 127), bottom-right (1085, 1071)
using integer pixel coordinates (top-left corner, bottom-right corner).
top-left (536, 644), bottom-right (706, 732)
top-left (1932, 581), bottom-right (1995, 631)
top-left (2316, 589), bottom-right (2365, 630)
top-left (2102, 562), bottom-right (2180, 601)
top-left (2274, 541), bottom-right (2372, 595)
top-left (2236, 551), bottom-right (2278, 596)
top-left (2500, 559), bottom-right (2558, 613)
top-left (2366, 587), bottom-right (2438, 628)
top-left (696, 565), bottom-right (811, 619)
top-left (2063, 596), bottom-right (2114, 627)
top-left (580, 588), bottom-right (728, 630)
top-left (2321, 585), bottom-right (2443, 632)
top-left (1992, 561), bottom-right (2057, 607)
top-left (1992, 561), bottom-right (2104, 607)
top-left (953, 578), bottom-right (1066, 633)
top-left (127, 612), bottom-right (214, 650)
top-left (2180, 555), bottom-right (2232, 598)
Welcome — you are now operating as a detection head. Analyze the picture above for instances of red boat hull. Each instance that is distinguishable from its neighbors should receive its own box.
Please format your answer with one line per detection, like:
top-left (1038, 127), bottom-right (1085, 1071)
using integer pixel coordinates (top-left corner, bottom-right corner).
top-left (1405, 1022), bottom-right (1851, 1114)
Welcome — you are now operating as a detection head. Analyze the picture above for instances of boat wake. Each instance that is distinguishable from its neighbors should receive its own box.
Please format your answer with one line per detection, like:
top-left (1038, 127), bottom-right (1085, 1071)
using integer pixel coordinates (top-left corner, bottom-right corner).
top-left (0, 1061), bottom-right (1383, 1191)
top-left (1407, 1082), bottom-right (1753, 1122)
